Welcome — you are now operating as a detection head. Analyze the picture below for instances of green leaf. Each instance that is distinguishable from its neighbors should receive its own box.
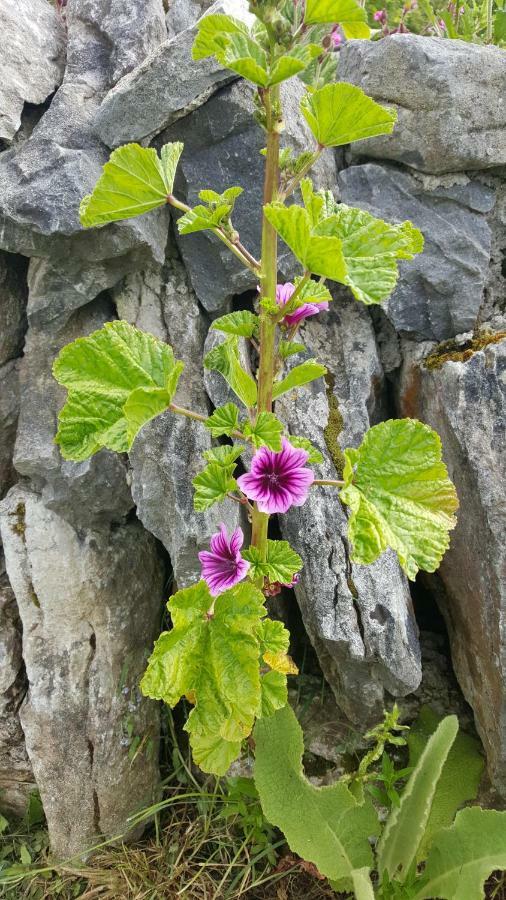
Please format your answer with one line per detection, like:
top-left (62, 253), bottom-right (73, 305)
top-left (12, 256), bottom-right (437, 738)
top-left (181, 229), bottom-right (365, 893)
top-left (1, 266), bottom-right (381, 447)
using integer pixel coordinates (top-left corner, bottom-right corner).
top-left (319, 200), bottom-right (424, 306)
top-left (259, 671), bottom-right (288, 716)
top-left (192, 13), bottom-right (249, 61)
top-left (351, 869), bottom-right (375, 900)
top-left (288, 436), bottom-right (324, 464)
top-left (192, 462), bottom-right (237, 511)
top-left (377, 716), bottom-right (459, 883)
top-left (203, 444), bottom-right (245, 466)
top-left (304, 0), bottom-right (371, 37)
top-left (243, 540), bottom-right (302, 584)
top-left (268, 44), bottom-right (322, 86)
top-left (301, 83), bottom-right (397, 148)
top-left (53, 321), bottom-right (183, 460)
top-left (278, 340), bottom-right (306, 359)
top-left (272, 359), bottom-right (327, 400)
top-left (212, 311), bottom-right (259, 338)
top-left (413, 807), bottom-right (506, 900)
top-left (204, 338), bottom-right (257, 408)
top-left (264, 203), bottom-right (348, 281)
top-left (141, 580), bottom-right (290, 775)
top-left (494, 8), bottom-right (506, 40)
top-left (243, 412), bottom-right (284, 450)
top-left (205, 403), bottom-right (240, 437)
top-left (254, 704), bottom-right (379, 882)
top-left (407, 707), bottom-right (484, 860)
top-left (79, 142), bottom-right (183, 227)
top-left (339, 419), bottom-right (458, 581)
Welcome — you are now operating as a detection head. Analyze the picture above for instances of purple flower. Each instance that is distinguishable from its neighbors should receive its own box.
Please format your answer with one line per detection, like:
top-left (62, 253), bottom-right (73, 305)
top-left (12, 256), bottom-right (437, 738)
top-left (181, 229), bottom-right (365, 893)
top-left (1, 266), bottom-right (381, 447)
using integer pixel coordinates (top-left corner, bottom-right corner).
top-left (198, 524), bottom-right (250, 596)
top-left (331, 25), bottom-right (343, 47)
top-left (237, 439), bottom-right (314, 515)
top-left (276, 282), bottom-right (329, 327)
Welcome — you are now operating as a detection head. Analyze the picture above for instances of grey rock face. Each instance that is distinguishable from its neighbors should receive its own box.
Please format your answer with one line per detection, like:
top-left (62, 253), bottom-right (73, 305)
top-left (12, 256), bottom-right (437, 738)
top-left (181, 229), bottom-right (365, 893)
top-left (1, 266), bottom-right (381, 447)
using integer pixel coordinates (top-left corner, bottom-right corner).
top-left (166, 0), bottom-right (215, 37)
top-left (276, 300), bottom-right (421, 721)
top-left (0, 485), bottom-right (165, 859)
top-left (0, 0), bottom-right (168, 287)
top-left (339, 164), bottom-right (495, 341)
top-left (339, 35), bottom-right (506, 174)
top-left (116, 251), bottom-right (241, 588)
top-left (398, 337), bottom-right (506, 792)
top-left (14, 296), bottom-right (133, 529)
top-left (0, 554), bottom-right (35, 817)
top-left (0, 360), bottom-right (20, 501)
top-left (96, 0), bottom-right (255, 148)
top-left (164, 79), bottom-right (337, 311)
top-left (0, 0), bottom-right (66, 144)
top-left (0, 252), bottom-right (27, 365)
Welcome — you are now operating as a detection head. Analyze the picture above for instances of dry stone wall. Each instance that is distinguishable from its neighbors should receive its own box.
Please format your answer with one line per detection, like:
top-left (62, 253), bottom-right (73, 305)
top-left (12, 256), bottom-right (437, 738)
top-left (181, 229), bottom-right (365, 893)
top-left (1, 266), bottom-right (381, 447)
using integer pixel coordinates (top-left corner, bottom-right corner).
top-left (0, 0), bottom-right (504, 856)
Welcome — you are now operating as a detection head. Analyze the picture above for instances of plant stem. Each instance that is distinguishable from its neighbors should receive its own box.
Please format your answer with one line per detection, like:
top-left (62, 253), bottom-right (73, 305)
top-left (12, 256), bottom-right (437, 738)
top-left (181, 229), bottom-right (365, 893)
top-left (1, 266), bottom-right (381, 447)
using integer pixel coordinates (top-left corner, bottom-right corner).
top-left (250, 85), bottom-right (281, 562)
top-left (313, 478), bottom-right (345, 487)
top-left (167, 195), bottom-right (260, 274)
top-left (281, 148), bottom-right (323, 200)
top-left (486, 0), bottom-right (493, 42)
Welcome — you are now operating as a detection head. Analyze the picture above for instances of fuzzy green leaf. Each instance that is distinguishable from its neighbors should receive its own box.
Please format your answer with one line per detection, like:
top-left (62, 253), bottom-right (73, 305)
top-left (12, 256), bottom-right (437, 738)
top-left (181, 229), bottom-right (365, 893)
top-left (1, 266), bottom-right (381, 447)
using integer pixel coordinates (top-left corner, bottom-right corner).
top-left (319, 200), bottom-right (424, 305)
top-left (264, 203), bottom-right (348, 281)
top-left (301, 83), bottom-right (397, 148)
top-left (272, 359), bottom-right (327, 400)
top-left (288, 436), bottom-right (324, 464)
top-left (204, 338), bottom-right (257, 408)
top-left (278, 340), bottom-right (306, 360)
top-left (205, 403), bottom-right (240, 437)
top-left (192, 13), bottom-right (249, 61)
top-left (259, 671), bottom-right (288, 716)
top-left (80, 142), bottom-right (183, 227)
top-left (243, 412), bottom-right (284, 450)
top-left (413, 807), bottom-right (506, 900)
top-left (192, 462), bottom-right (237, 511)
top-left (377, 716), bottom-right (459, 883)
top-left (304, 0), bottom-right (371, 37)
top-left (53, 321), bottom-right (183, 460)
top-left (408, 707), bottom-right (484, 860)
top-left (203, 444), bottom-right (245, 466)
top-left (141, 580), bottom-right (289, 775)
top-left (243, 540), bottom-right (302, 584)
top-left (339, 419), bottom-right (458, 580)
top-left (254, 704), bottom-right (379, 881)
top-left (351, 869), bottom-right (375, 900)
top-left (212, 311), bottom-right (259, 338)
top-left (268, 44), bottom-right (323, 86)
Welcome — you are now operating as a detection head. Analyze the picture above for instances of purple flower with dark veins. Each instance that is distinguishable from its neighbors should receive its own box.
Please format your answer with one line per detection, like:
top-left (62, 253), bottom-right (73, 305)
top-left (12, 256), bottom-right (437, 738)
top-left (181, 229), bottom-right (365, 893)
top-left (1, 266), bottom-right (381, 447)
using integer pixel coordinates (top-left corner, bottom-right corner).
top-left (276, 282), bottom-right (329, 327)
top-left (199, 524), bottom-right (250, 596)
top-left (237, 439), bottom-right (314, 515)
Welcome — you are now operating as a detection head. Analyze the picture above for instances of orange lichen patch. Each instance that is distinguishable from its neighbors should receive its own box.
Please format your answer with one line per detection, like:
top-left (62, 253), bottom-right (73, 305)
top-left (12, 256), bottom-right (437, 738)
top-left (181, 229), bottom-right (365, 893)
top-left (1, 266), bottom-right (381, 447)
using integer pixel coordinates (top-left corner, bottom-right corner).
top-left (424, 331), bottom-right (506, 371)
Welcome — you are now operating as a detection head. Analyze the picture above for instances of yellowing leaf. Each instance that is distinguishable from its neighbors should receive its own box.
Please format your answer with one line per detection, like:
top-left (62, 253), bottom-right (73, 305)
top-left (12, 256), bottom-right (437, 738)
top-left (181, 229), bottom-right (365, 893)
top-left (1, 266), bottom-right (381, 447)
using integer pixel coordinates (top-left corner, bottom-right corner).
top-left (263, 651), bottom-right (299, 675)
top-left (53, 321), bottom-right (183, 460)
top-left (301, 83), bottom-right (397, 148)
top-left (141, 581), bottom-right (291, 775)
top-left (80, 142), bottom-right (183, 227)
top-left (340, 419), bottom-right (458, 581)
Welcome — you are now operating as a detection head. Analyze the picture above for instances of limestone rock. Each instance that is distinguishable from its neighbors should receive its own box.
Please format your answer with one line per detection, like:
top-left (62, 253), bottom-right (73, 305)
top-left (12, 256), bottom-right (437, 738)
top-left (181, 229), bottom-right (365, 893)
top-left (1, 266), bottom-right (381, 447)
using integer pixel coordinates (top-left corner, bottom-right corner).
top-left (116, 251), bottom-right (241, 588)
top-left (398, 336), bottom-right (506, 793)
top-left (0, 485), bottom-right (165, 858)
top-left (0, 360), bottom-right (20, 501)
top-left (14, 296), bottom-right (133, 529)
top-left (0, 0), bottom-right (168, 289)
top-left (338, 35), bottom-right (506, 174)
top-left (0, 0), bottom-right (66, 144)
top-left (0, 252), bottom-right (28, 366)
top-left (338, 163), bottom-right (495, 341)
top-left (96, 0), bottom-right (255, 148)
top-left (166, 0), bottom-right (215, 37)
top-left (276, 299), bottom-right (421, 721)
top-left (0, 554), bottom-right (35, 817)
top-left (164, 79), bottom-right (337, 311)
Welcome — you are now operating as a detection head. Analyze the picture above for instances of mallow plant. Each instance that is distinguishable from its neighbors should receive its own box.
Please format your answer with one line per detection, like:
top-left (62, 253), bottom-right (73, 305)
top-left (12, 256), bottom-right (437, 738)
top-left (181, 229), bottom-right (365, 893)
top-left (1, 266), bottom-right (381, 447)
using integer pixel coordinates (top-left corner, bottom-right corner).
top-left (50, 0), bottom-right (505, 892)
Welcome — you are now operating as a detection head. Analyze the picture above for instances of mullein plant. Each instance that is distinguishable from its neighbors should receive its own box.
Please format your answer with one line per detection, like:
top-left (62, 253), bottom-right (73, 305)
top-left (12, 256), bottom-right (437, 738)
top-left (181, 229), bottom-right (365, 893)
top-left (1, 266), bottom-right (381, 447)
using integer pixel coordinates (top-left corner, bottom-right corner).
top-left (53, 1), bottom-right (459, 782)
